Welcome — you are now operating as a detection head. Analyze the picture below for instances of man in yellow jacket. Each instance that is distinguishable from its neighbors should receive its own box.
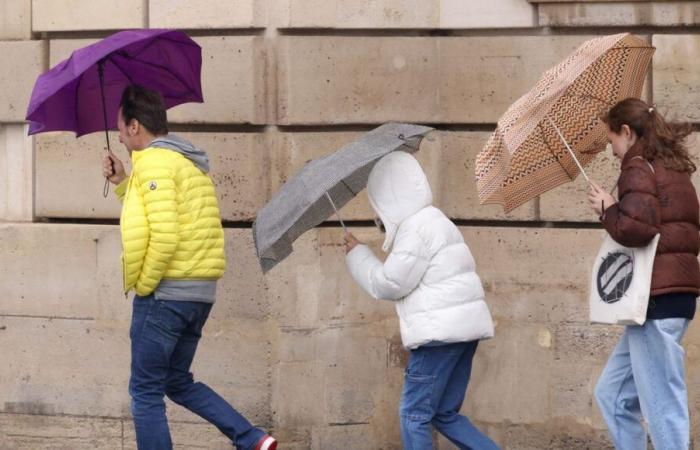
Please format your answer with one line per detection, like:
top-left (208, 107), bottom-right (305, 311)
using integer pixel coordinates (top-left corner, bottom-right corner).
top-left (103, 85), bottom-right (277, 450)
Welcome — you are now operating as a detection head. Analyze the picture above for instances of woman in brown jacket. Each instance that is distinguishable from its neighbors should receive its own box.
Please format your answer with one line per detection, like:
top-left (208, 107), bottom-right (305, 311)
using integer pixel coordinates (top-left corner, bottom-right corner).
top-left (589, 98), bottom-right (700, 450)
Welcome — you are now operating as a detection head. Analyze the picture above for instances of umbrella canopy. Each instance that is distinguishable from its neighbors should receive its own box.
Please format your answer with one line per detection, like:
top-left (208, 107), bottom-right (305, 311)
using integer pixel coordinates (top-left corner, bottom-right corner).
top-left (475, 33), bottom-right (655, 212)
top-left (26, 28), bottom-right (202, 137)
top-left (253, 122), bottom-right (434, 273)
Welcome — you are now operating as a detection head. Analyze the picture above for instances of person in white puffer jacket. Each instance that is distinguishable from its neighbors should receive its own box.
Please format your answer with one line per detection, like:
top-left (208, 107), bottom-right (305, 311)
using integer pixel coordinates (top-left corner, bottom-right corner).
top-left (344, 151), bottom-right (498, 450)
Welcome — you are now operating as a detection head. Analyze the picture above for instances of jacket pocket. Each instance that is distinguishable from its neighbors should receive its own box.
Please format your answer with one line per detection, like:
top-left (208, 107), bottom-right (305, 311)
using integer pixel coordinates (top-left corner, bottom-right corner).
top-left (400, 373), bottom-right (436, 420)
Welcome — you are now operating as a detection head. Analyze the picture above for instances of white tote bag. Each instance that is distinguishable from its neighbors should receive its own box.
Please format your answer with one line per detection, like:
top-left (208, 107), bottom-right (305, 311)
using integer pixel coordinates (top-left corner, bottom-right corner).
top-left (589, 233), bottom-right (660, 325)
top-left (589, 157), bottom-right (660, 326)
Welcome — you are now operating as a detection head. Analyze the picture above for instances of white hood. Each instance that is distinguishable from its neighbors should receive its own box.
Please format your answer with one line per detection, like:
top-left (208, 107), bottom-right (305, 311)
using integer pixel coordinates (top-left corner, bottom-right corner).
top-left (367, 151), bottom-right (433, 252)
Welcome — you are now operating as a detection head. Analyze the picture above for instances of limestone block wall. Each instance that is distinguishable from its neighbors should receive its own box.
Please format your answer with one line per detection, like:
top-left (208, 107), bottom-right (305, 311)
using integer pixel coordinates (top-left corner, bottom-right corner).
top-left (2, 1), bottom-right (700, 448)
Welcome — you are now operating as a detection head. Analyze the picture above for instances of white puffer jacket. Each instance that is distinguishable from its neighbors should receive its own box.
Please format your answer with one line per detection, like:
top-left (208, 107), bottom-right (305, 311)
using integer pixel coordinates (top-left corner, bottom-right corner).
top-left (346, 151), bottom-right (495, 349)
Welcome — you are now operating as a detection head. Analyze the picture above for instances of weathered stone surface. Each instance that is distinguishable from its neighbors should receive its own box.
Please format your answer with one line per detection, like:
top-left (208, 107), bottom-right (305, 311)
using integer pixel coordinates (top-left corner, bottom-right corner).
top-left (277, 36), bottom-right (589, 125)
top-left (0, 125), bottom-right (33, 221)
top-left (0, 316), bottom-right (131, 418)
top-left (310, 424), bottom-right (377, 450)
top-left (653, 34), bottom-right (700, 123)
top-left (463, 227), bottom-right (607, 323)
top-left (439, 0), bottom-right (536, 29)
top-left (502, 420), bottom-right (614, 450)
top-left (0, 40), bottom-right (46, 122)
top-left (538, 146), bottom-right (619, 222)
top-left (149, 0), bottom-right (265, 29)
top-left (0, 0), bottom-right (31, 40)
top-left (0, 315), bottom-right (269, 422)
top-left (553, 323), bottom-right (621, 363)
top-left (440, 132), bottom-right (537, 220)
top-left (0, 224), bottom-right (272, 322)
top-left (35, 132), bottom-right (126, 219)
top-left (122, 421), bottom-right (233, 449)
top-left (549, 362), bottom-right (601, 424)
top-left (32, 0), bottom-right (145, 31)
top-left (466, 322), bottom-right (553, 424)
top-left (540, 2), bottom-right (700, 27)
top-left (0, 224), bottom-right (109, 318)
top-left (35, 132), bottom-right (268, 221)
top-left (275, 0), bottom-right (535, 29)
top-left (49, 38), bottom-right (96, 67)
top-left (168, 36), bottom-right (267, 125)
top-left (0, 413), bottom-right (122, 449)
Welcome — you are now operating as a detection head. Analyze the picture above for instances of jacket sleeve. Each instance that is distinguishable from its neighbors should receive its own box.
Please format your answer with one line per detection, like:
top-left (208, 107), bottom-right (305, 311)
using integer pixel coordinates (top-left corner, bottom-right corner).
top-left (134, 158), bottom-right (180, 295)
top-left (114, 179), bottom-right (129, 203)
top-left (602, 159), bottom-right (660, 247)
top-left (345, 230), bottom-right (429, 301)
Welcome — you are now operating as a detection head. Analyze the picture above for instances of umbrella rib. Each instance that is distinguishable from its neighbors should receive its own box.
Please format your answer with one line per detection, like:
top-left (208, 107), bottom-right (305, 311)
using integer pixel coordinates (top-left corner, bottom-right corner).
top-left (107, 57), bottom-right (135, 85)
top-left (120, 55), bottom-right (194, 97)
top-left (73, 70), bottom-right (85, 135)
top-left (340, 179), bottom-right (355, 196)
top-left (129, 34), bottom-right (201, 61)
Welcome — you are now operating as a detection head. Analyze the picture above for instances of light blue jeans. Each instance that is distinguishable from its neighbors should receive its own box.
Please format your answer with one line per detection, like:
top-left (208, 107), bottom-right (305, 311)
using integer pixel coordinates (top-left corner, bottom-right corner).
top-left (594, 318), bottom-right (691, 450)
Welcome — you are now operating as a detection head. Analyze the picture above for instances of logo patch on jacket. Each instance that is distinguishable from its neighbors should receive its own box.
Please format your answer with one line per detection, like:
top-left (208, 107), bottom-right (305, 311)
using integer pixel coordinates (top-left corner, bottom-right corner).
top-left (148, 181), bottom-right (157, 191)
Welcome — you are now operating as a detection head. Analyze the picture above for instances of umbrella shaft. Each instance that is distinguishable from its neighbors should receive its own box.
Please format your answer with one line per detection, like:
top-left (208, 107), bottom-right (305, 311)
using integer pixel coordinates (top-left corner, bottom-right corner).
top-left (546, 115), bottom-right (590, 184)
top-left (97, 61), bottom-right (111, 153)
top-left (325, 191), bottom-right (348, 234)
top-left (98, 60), bottom-right (112, 197)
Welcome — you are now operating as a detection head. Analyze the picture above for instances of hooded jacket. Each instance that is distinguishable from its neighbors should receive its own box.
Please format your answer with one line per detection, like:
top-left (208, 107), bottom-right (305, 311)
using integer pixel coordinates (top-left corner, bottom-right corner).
top-left (346, 151), bottom-right (495, 349)
top-left (115, 134), bottom-right (225, 297)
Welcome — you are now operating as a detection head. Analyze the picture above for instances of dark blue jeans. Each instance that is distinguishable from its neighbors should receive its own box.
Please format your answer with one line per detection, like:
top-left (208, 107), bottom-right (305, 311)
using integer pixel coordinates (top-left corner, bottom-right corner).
top-left (129, 295), bottom-right (264, 450)
top-left (400, 341), bottom-right (499, 450)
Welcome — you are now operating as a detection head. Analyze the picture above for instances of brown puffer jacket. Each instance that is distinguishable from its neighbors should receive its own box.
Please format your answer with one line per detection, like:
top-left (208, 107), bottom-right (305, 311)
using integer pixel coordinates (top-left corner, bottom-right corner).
top-left (602, 142), bottom-right (700, 296)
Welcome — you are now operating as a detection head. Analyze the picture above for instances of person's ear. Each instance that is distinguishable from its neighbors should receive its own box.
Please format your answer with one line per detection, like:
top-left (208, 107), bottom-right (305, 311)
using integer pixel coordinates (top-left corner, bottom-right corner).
top-left (620, 124), bottom-right (632, 139)
top-left (128, 119), bottom-right (139, 136)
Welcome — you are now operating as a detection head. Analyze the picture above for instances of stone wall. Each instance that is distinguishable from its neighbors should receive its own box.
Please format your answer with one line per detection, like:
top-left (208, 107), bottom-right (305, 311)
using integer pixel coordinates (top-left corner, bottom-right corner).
top-left (2, 1), bottom-right (700, 448)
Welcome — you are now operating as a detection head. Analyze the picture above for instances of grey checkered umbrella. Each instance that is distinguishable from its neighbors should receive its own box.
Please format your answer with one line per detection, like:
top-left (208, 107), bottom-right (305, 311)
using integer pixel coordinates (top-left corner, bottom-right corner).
top-left (253, 122), bottom-right (434, 273)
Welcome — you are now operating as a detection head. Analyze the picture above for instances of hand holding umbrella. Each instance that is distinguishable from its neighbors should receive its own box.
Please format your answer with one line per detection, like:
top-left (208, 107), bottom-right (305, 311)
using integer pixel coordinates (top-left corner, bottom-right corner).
top-left (344, 232), bottom-right (361, 254)
top-left (588, 182), bottom-right (616, 216)
top-left (102, 150), bottom-right (126, 185)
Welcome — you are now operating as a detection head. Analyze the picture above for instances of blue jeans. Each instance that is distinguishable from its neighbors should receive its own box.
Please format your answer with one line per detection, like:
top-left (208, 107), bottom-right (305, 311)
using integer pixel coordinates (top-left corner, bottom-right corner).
top-left (129, 295), bottom-right (264, 450)
top-left (400, 341), bottom-right (499, 450)
top-left (595, 318), bottom-right (690, 450)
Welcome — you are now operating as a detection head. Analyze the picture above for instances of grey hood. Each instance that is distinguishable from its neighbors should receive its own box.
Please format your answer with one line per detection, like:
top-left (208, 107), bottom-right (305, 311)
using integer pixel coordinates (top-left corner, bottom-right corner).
top-left (149, 134), bottom-right (210, 173)
top-left (367, 151), bottom-right (433, 253)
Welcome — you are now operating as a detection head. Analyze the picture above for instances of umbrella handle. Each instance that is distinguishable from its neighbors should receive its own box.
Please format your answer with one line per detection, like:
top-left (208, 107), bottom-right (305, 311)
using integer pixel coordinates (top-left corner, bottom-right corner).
top-left (325, 191), bottom-right (348, 234)
top-left (546, 116), bottom-right (592, 185)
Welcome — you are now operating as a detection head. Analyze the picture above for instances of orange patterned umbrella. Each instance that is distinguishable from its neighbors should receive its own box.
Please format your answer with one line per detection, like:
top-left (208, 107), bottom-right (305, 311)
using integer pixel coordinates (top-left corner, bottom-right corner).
top-left (475, 33), bottom-right (654, 213)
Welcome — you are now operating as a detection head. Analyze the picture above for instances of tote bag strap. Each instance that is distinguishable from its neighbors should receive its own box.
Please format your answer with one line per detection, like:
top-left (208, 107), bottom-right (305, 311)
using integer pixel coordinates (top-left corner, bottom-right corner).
top-left (631, 155), bottom-right (655, 174)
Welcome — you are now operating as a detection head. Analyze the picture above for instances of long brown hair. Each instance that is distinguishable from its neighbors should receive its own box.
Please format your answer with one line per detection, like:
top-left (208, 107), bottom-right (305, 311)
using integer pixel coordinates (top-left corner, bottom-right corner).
top-left (602, 98), bottom-right (696, 173)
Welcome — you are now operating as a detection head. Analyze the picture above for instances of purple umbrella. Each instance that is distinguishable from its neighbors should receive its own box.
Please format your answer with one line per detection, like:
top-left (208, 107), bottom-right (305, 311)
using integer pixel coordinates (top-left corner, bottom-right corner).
top-left (25, 28), bottom-right (203, 195)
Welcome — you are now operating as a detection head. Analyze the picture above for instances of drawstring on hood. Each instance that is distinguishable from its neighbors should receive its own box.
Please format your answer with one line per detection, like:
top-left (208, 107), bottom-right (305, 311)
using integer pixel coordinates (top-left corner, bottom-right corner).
top-left (149, 134), bottom-right (210, 173)
top-left (367, 151), bottom-right (433, 252)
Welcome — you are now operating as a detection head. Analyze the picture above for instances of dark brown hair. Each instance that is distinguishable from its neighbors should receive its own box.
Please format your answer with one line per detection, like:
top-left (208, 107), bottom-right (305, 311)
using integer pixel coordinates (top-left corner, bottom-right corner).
top-left (119, 85), bottom-right (169, 135)
top-left (602, 98), bottom-right (695, 173)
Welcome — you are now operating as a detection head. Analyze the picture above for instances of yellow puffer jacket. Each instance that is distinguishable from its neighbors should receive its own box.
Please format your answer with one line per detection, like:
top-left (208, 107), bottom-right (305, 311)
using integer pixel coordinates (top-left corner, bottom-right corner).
top-left (115, 147), bottom-right (226, 295)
